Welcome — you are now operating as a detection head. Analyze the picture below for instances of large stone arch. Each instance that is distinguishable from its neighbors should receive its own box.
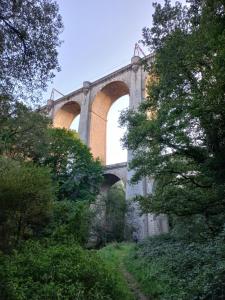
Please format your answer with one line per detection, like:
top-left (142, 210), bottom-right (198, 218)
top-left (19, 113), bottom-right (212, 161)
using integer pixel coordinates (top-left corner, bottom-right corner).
top-left (89, 81), bottom-right (129, 164)
top-left (53, 100), bottom-right (81, 129)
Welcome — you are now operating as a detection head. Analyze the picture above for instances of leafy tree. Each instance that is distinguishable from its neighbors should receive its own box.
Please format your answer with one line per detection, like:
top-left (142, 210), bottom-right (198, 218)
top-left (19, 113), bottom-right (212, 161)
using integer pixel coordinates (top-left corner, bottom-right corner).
top-left (0, 157), bottom-right (54, 252)
top-left (0, 0), bottom-right (63, 102)
top-left (0, 103), bottom-right (103, 247)
top-left (120, 0), bottom-right (225, 235)
top-left (40, 128), bottom-right (103, 202)
top-left (0, 104), bottom-right (103, 204)
top-left (0, 96), bottom-right (50, 160)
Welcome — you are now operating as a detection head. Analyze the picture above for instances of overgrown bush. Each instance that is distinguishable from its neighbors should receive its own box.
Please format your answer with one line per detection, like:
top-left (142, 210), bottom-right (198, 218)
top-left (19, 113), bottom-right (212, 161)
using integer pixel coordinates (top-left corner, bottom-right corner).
top-left (0, 157), bottom-right (54, 252)
top-left (125, 234), bottom-right (225, 300)
top-left (45, 200), bottom-right (92, 246)
top-left (90, 181), bottom-right (126, 247)
top-left (0, 241), bottom-right (129, 300)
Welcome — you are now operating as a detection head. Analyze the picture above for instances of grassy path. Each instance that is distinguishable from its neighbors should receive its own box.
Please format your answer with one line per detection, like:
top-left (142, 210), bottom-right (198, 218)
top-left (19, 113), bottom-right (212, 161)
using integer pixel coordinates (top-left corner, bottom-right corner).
top-left (98, 243), bottom-right (149, 300)
top-left (121, 265), bottom-right (149, 300)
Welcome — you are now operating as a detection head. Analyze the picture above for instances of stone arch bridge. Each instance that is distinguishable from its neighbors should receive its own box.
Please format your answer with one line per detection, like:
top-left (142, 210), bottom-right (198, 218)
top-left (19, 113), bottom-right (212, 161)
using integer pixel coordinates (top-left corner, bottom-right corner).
top-left (44, 55), bottom-right (168, 239)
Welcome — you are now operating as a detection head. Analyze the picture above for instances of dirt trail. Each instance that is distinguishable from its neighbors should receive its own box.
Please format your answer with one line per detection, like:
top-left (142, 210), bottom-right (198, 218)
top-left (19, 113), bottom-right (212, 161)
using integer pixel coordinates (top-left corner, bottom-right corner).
top-left (121, 265), bottom-right (150, 300)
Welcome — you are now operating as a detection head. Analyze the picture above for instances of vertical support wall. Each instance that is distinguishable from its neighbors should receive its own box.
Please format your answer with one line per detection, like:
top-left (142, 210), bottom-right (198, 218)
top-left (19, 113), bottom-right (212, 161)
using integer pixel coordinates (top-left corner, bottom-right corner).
top-left (78, 81), bottom-right (91, 144)
top-left (125, 56), bottom-right (169, 240)
top-left (125, 56), bottom-right (148, 240)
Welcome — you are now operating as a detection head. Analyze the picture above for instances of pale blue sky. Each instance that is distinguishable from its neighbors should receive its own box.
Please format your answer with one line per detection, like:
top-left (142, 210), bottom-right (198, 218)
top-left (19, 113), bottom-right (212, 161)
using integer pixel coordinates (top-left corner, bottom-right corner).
top-left (46, 0), bottom-right (158, 96)
top-left (46, 0), bottom-right (164, 164)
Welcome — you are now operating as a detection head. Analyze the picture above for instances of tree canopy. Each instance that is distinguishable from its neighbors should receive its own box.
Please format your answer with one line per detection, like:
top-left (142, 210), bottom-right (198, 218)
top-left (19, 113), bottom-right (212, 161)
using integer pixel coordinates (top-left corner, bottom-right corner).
top-left (120, 0), bottom-right (225, 235)
top-left (0, 0), bottom-right (63, 102)
top-left (40, 128), bottom-right (103, 202)
top-left (0, 96), bottom-right (50, 160)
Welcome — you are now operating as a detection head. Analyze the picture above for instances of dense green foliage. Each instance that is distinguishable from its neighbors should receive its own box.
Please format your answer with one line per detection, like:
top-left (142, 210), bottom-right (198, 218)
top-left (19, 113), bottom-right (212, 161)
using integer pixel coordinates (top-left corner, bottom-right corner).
top-left (46, 200), bottom-right (92, 246)
top-left (105, 182), bottom-right (126, 242)
top-left (0, 111), bottom-right (116, 299)
top-left (0, 0), bottom-right (63, 102)
top-left (91, 181), bottom-right (126, 246)
top-left (125, 234), bottom-right (225, 300)
top-left (120, 0), bottom-right (225, 235)
top-left (0, 96), bottom-right (103, 249)
top-left (0, 241), bottom-right (130, 300)
top-left (0, 157), bottom-right (54, 252)
top-left (0, 98), bottom-right (103, 203)
top-left (0, 96), bottom-right (50, 160)
top-left (40, 128), bottom-right (103, 202)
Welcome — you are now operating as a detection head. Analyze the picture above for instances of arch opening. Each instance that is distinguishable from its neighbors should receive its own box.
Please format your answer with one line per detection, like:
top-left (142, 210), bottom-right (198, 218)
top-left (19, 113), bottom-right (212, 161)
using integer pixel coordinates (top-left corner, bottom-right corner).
top-left (106, 95), bottom-right (129, 165)
top-left (53, 101), bottom-right (81, 130)
top-left (70, 114), bottom-right (80, 132)
top-left (103, 173), bottom-right (121, 189)
top-left (90, 174), bottom-right (126, 247)
top-left (89, 81), bottom-right (129, 165)
top-left (100, 172), bottom-right (126, 196)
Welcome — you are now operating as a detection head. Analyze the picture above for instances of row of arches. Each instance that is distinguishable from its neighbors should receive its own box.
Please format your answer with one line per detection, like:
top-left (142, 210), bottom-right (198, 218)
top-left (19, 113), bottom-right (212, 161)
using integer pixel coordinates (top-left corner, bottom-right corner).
top-left (53, 81), bottom-right (130, 165)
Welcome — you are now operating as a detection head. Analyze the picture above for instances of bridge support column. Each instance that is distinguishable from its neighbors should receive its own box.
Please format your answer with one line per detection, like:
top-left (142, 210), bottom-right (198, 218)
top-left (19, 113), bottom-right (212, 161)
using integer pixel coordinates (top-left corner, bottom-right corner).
top-left (126, 56), bottom-right (169, 240)
top-left (125, 56), bottom-right (146, 239)
top-left (78, 81), bottom-right (91, 144)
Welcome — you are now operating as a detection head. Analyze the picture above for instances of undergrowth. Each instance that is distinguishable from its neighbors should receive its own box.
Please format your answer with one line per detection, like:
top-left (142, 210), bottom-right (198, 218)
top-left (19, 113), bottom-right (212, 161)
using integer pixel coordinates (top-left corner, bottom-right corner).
top-left (124, 234), bottom-right (225, 300)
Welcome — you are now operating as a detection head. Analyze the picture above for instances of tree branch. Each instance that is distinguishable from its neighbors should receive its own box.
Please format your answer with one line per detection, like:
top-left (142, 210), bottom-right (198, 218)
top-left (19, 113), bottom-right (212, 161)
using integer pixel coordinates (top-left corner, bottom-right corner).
top-left (0, 15), bottom-right (27, 58)
top-left (169, 170), bottom-right (212, 188)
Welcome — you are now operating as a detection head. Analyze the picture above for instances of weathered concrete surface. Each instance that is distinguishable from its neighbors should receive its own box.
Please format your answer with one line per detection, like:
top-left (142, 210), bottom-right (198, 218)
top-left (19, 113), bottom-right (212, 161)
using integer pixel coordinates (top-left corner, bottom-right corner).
top-left (44, 55), bottom-right (169, 239)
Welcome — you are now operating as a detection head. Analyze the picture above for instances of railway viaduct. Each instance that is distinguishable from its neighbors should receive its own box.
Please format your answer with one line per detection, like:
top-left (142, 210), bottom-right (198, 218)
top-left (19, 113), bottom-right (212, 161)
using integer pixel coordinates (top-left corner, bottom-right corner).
top-left (44, 55), bottom-right (168, 239)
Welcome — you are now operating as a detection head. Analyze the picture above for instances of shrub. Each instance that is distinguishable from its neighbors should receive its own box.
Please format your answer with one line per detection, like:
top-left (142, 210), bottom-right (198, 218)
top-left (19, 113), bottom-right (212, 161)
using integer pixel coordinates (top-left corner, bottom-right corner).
top-left (46, 200), bottom-right (92, 246)
top-left (0, 241), bottom-right (129, 300)
top-left (125, 234), bottom-right (225, 300)
top-left (0, 157), bottom-right (54, 252)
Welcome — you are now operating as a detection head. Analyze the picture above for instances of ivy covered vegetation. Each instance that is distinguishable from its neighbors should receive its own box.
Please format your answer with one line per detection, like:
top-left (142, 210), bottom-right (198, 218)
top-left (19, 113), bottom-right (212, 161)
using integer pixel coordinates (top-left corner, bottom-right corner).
top-left (125, 235), bottom-right (225, 299)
